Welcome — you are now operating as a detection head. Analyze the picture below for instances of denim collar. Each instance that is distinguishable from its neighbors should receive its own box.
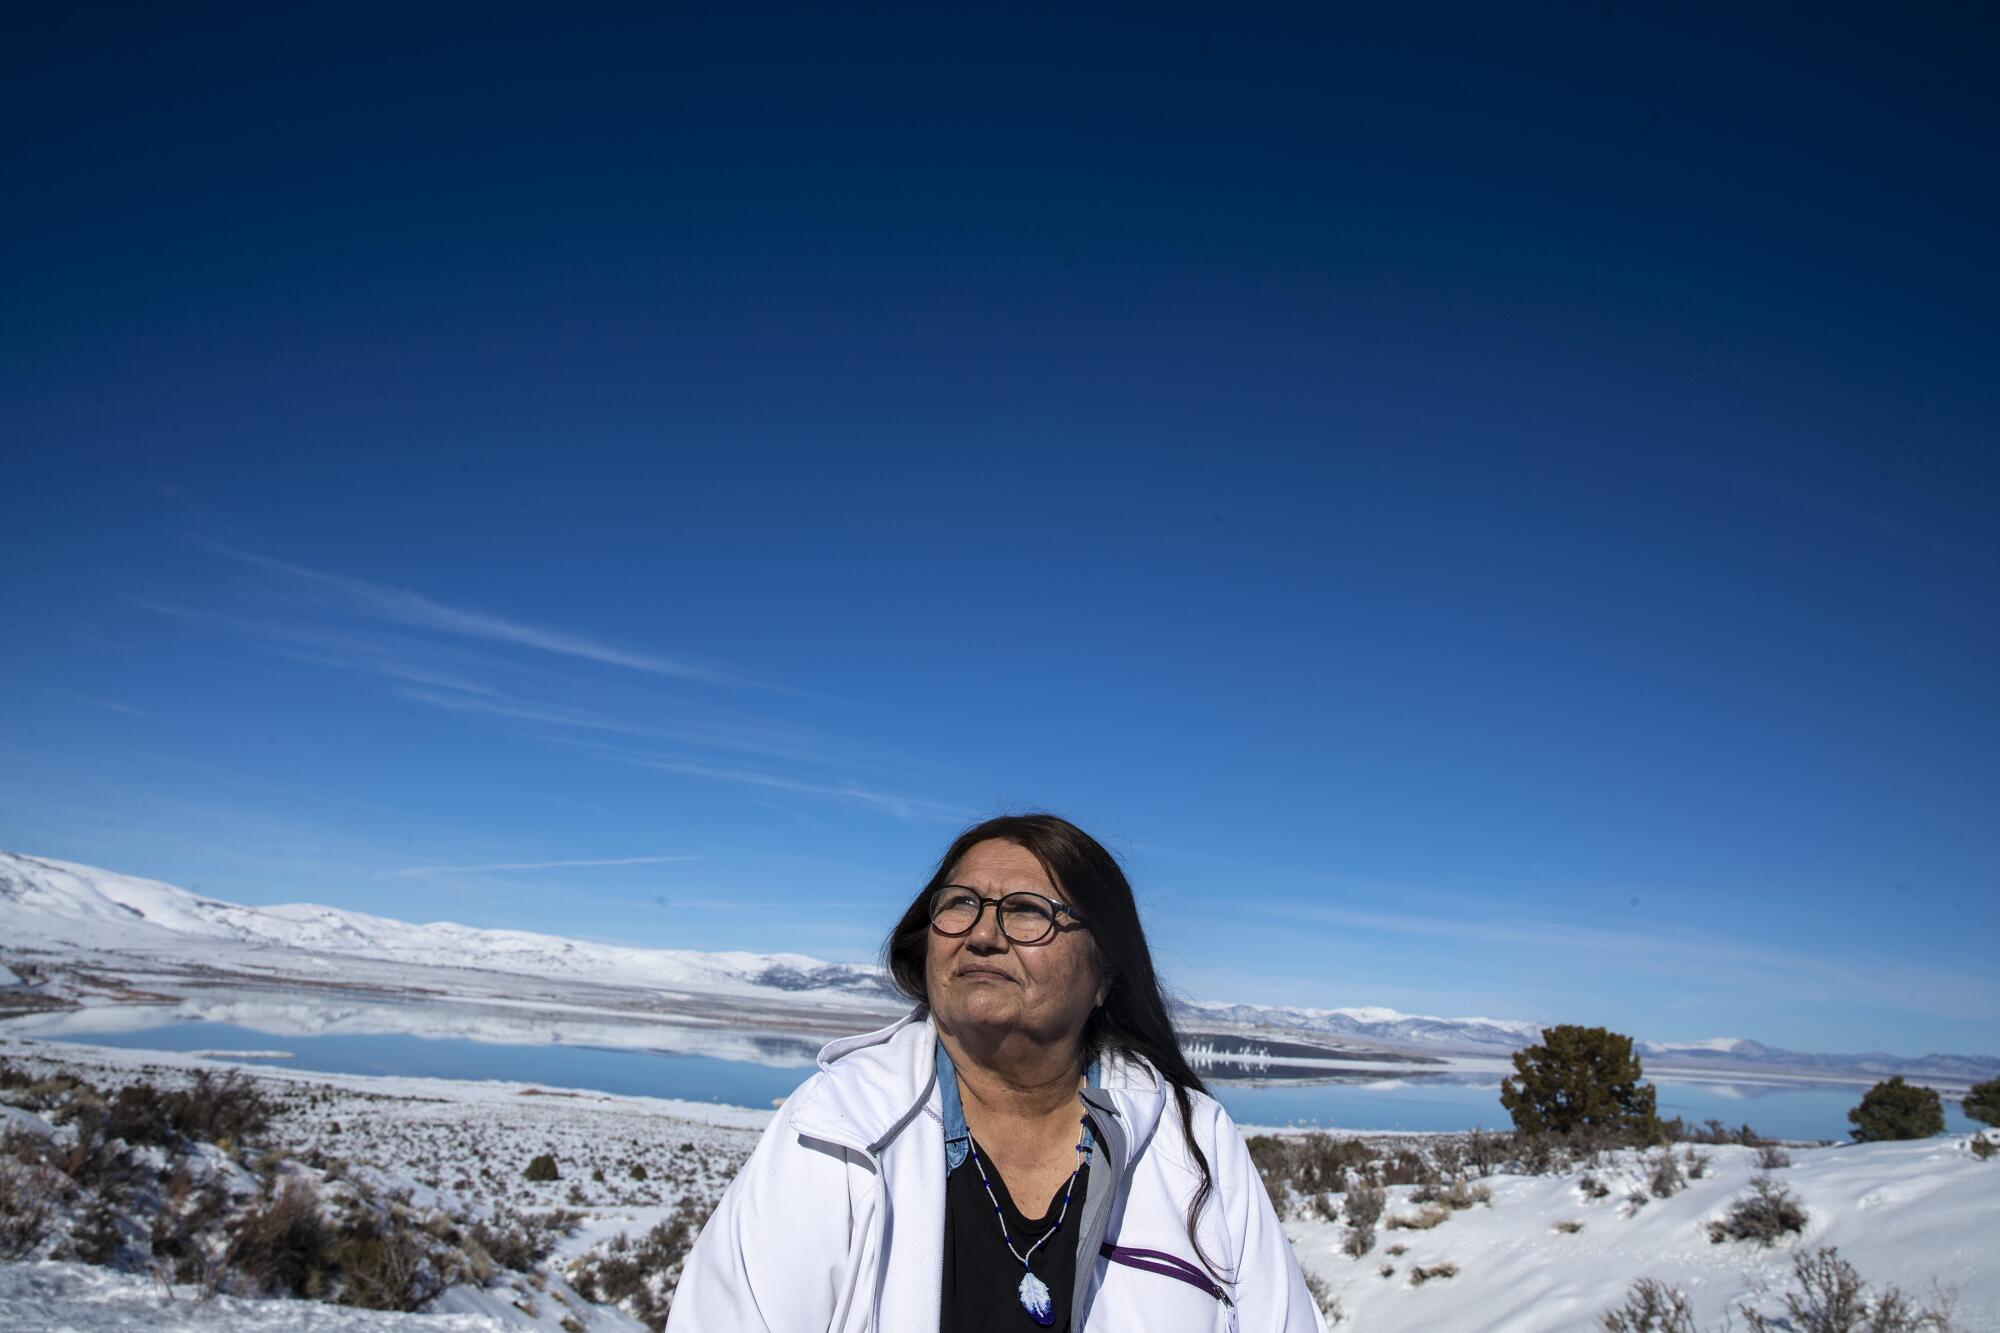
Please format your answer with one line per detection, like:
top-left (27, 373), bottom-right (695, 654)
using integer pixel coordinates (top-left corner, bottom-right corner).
top-left (937, 1039), bottom-right (1100, 1173)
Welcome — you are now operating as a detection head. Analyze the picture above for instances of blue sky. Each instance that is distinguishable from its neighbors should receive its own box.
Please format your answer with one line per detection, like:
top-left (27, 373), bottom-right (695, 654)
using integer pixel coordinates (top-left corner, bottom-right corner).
top-left (3, 5), bottom-right (1995, 1056)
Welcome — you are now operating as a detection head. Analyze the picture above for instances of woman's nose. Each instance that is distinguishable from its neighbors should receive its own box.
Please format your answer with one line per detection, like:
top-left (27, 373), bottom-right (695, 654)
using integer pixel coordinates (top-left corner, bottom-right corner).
top-left (965, 898), bottom-right (1008, 946)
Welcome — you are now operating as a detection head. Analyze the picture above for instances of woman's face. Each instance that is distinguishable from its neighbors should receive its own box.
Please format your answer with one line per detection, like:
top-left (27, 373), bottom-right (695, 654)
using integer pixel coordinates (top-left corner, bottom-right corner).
top-left (925, 839), bottom-right (1108, 1057)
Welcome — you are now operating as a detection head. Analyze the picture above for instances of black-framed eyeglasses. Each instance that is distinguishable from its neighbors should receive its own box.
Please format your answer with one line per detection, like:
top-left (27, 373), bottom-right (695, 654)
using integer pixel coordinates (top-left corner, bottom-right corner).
top-left (927, 885), bottom-right (1087, 945)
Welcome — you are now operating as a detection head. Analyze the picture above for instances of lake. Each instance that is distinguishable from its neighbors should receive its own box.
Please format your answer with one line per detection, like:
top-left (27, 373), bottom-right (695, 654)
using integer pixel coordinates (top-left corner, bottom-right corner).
top-left (15, 1018), bottom-right (1982, 1141)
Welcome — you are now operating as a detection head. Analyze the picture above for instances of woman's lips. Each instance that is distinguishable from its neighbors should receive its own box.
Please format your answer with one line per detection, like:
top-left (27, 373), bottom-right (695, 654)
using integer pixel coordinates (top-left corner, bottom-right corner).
top-left (956, 965), bottom-right (1017, 983)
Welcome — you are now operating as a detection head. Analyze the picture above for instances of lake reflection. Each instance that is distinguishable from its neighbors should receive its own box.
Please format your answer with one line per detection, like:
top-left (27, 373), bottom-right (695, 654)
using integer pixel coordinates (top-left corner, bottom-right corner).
top-left (11, 1019), bottom-right (1980, 1141)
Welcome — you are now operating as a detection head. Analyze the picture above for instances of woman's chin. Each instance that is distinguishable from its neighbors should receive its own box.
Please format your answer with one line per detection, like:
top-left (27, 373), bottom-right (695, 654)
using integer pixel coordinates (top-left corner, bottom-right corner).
top-left (940, 992), bottom-right (1024, 1031)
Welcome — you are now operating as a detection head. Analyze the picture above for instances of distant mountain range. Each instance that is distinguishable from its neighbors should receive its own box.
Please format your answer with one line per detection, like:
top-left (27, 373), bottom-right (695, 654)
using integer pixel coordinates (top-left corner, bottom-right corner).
top-left (1176, 998), bottom-right (1999, 1085)
top-left (0, 850), bottom-right (895, 1005)
top-left (3, 849), bottom-right (1993, 1086)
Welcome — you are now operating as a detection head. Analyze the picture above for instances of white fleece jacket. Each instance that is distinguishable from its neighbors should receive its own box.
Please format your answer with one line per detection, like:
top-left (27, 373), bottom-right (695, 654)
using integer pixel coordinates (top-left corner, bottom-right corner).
top-left (664, 1008), bottom-right (1328, 1332)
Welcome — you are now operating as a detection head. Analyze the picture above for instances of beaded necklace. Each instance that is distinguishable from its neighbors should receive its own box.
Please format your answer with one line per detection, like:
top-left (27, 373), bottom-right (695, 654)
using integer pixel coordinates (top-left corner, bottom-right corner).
top-left (965, 1111), bottom-right (1092, 1327)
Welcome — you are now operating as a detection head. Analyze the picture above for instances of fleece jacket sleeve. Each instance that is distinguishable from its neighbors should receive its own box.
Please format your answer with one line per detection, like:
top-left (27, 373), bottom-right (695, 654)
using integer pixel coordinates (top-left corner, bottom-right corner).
top-left (1206, 1102), bottom-right (1332, 1333)
top-left (663, 1094), bottom-right (874, 1333)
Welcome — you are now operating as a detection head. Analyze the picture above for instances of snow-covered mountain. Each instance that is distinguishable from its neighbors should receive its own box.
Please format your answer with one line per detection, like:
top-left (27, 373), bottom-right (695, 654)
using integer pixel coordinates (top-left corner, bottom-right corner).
top-left (4, 849), bottom-right (1994, 1085)
top-left (1178, 998), bottom-right (1545, 1054)
top-left (0, 850), bottom-right (898, 1005)
top-left (1634, 1036), bottom-right (2000, 1085)
top-left (1180, 998), bottom-right (1997, 1085)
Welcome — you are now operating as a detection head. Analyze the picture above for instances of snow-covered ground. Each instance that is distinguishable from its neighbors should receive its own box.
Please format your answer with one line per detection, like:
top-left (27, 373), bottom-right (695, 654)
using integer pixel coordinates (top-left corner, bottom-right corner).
top-left (1281, 1132), bottom-right (1998, 1329)
top-left (0, 1036), bottom-right (763, 1332)
top-left (7, 1034), bottom-right (1997, 1330)
top-left (0, 1262), bottom-right (517, 1333)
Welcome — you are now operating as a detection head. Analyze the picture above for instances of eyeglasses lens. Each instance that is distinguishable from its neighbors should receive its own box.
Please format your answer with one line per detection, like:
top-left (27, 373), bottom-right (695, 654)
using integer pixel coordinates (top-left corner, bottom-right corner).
top-left (929, 890), bottom-right (1059, 943)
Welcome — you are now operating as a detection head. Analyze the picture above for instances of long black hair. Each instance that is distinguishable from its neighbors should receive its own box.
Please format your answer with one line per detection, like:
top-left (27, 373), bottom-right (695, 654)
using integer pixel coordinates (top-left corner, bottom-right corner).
top-left (885, 813), bottom-right (1227, 1279)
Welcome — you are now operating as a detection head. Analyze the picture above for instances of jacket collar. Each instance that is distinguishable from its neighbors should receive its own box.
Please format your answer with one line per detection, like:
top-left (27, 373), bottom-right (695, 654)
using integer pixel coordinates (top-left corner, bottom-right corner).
top-left (938, 1040), bottom-right (1104, 1172)
top-left (791, 1006), bottom-right (1169, 1165)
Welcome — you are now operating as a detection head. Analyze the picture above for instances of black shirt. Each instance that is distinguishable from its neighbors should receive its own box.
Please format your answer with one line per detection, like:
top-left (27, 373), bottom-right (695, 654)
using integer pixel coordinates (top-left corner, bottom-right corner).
top-left (940, 1140), bottom-right (1089, 1333)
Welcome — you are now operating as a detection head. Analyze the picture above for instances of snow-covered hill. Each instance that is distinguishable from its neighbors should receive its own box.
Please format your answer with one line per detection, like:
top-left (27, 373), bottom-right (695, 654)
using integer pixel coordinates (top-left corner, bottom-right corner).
top-left (0, 850), bottom-right (897, 1006)
top-left (1632, 1036), bottom-right (2000, 1086)
top-left (1284, 1131), bottom-right (1999, 1330)
top-left (1179, 998), bottom-right (1546, 1054)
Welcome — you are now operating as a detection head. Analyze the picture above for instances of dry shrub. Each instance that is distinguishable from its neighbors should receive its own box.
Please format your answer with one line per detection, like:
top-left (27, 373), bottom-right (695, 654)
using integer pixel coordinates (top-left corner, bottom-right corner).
top-left (1743, 1246), bottom-right (1955, 1332)
top-left (1428, 1138), bottom-right (1469, 1180)
top-left (1553, 1219), bottom-right (1585, 1234)
top-left (226, 1180), bottom-right (331, 1297)
top-left (1462, 1128), bottom-right (1507, 1177)
top-left (0, 1155), bottom-right (62, 1258)
top-left (1663, 1117), bottom-right (1765, 1146)
top-left (1379, 1148), bottom-right (1431, 1186)
top-left (1681, 1148), bottom-right (1713, 1179)
top-left (102, 1083), bottom-right (180, 1148)
top-left (1966, 1136), bottom-right (1995, 1162)
top-left (470, 1208), bottom-right (582, 1275)
top-left (1755, 1144), bottom-right (1794, 1170)
top-left (568, 1195), bottom-right (707, 1330)
top-left (1304, 1135), bottom-right (1376, 1184)
top-left (1648, 1149), bottom-right (1685, 1199)
top-left (182, 1070), bottom-right (276, 1143)
top-left (318, 1180), bottom-right (468, 1313)
top-left (1246, 1133), bottom-right (1373, 1214)
top-left (1245, 1135), bottom-right (1292, 1206)
top-left (55, 1114), bottom-right (128, 1191)
top-left (1386, 1204), bottom-right (1449, 1231)
top-left (151, 1173), bottom-right (233, 1284)
top-left (1512, 1133), bottom-right (1576, 1177)
top-left (333, 1216), bottom-right (448, 1312)
top-left (1301, 1268), bottom-right (1343, 1324)
top-left (469, 1215), bottom-right (546, 1274)
top-left (106, 1070), bottom-right (275, 1149)
top-left (1708, 1175), bottom-right (1807, 1247)
top-left (20, 1072), bottom-right (100, 1115)
top-left (68, 1197), bottom-right (128, 1266)
top-left (1409, 1262), bottom-right (1458, 1286)
top-left (1579, 1172), bottom-right (1611, 1200)
top-left (1441, 1179), bottom-right (1489, 1210)
top-left (1601, 1277), bottom-right (1697, 1332)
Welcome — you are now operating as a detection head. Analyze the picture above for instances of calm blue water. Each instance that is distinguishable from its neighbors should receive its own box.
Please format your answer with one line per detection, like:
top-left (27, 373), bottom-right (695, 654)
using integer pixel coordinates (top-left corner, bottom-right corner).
top-left (24, 1021), bottom-right (807, 1109)
top-left (17, 1020), bottom-right (1981, 1141)
top-left (1211, 1073), bottom-right (1976, 1140)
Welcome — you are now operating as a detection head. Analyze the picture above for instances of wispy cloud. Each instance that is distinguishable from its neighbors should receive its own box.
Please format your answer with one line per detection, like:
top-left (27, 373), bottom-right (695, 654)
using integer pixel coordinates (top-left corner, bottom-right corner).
top-left (200, 541), bottom-right (743, 684)
top-left (138, 599), bottom-right (855, 771)
top-left (137, 605), bottom-right (513, 700)
top-left (383, 856), bottom-right (700, 877)
top-left (397, 688), bottom-right (848, 770)
top-left (593, 745), bottom-right (972, 820)
top-left (141, 542), bottom-right (967, 825)
top-left (82, 699), bottom-right (145, 718)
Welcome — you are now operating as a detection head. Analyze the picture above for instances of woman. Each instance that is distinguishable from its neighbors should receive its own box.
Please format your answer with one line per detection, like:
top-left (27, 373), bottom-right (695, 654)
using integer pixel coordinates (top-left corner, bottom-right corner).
top-left (667, 814), bottom-right (1326, 1331)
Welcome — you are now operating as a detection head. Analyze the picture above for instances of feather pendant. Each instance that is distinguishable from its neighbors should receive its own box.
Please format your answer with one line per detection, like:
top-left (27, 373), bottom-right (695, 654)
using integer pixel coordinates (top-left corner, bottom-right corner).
top-left (1018, 1270), bottom-right (1055, 1325)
